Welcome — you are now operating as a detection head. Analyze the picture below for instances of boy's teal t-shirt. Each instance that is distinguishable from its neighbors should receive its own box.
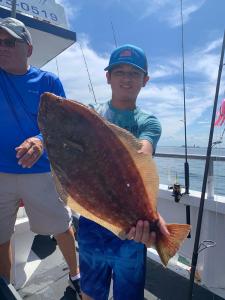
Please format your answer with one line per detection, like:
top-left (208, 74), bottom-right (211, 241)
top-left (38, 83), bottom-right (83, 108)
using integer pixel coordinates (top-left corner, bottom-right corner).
top-left (89, 100), bottom-right (161, 151)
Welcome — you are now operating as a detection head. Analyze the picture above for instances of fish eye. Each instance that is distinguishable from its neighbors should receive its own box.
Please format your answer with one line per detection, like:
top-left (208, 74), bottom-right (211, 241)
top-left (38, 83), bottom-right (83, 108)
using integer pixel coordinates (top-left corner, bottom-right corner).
top-left (65, 140), bottom-right (84, 153)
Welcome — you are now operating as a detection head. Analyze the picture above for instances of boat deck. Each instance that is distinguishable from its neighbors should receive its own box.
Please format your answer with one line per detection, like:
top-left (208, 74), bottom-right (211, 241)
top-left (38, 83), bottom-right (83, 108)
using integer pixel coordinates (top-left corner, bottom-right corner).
top-left (16, 233), bottom-right (224, 300)
top-left (17, 235), bottom-right (158, 300)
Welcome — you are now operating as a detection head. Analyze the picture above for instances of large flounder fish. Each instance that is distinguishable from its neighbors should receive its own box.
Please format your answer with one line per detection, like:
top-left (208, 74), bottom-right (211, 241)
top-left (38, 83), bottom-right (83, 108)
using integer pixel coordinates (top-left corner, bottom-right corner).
top-left (38, 92), bottom-right (190, 266)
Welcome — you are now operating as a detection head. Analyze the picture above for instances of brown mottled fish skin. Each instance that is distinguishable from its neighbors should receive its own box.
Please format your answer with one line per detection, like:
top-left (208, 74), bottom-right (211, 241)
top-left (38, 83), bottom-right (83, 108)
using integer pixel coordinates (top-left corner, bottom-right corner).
top-left (38, 92), bottom-right (191, 266)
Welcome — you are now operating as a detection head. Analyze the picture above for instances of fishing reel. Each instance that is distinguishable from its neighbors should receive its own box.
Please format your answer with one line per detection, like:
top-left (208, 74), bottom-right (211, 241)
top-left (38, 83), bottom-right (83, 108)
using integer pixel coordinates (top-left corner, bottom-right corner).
top-left (168, 183), bottom-right (183, 202)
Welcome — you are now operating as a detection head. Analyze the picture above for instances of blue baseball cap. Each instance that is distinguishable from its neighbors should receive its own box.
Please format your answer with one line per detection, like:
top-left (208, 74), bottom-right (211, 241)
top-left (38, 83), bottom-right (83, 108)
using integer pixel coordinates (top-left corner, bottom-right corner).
top-left (104, 44), bottom-right (148, 74)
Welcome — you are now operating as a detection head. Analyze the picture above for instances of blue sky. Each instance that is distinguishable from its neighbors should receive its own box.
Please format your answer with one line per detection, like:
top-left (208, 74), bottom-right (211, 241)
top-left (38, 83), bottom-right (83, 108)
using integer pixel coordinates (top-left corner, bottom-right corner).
top-left (44, 0), bottom-right (225, 147)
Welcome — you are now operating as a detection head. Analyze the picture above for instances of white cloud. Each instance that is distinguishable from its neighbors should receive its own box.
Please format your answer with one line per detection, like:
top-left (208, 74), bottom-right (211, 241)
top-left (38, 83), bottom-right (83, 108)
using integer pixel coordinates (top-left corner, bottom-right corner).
top-left (56, 0), bottom-right (81, 25)
top-left (44, 40), bottom-right (111, 104)
top-left (82, 0), bottom-right (206, 27)
top-left (115, 0), bottom-right (207, 27)
top-left (203, 38), bottom-right (223, 54)
top-left (150, 64), bottom-right (178, 79)
top-left (164, 1), bottom-right (206, 28)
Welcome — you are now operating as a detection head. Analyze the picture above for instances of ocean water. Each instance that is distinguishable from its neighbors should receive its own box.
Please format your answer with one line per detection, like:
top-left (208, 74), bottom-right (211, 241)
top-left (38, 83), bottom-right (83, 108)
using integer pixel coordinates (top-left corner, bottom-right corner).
top-left (155, 146), bottom-right (225, 196)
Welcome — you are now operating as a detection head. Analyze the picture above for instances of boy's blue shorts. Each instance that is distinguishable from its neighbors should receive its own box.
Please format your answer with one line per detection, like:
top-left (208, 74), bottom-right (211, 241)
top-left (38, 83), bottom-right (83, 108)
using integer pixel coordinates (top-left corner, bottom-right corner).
top-left (78, 216), bottom-right (146, 300)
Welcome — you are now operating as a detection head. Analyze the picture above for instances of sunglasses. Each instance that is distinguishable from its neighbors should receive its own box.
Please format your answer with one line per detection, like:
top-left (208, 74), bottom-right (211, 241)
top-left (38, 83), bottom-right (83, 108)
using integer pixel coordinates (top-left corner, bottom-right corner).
top-left (0, 38), bottom-right (16, 48)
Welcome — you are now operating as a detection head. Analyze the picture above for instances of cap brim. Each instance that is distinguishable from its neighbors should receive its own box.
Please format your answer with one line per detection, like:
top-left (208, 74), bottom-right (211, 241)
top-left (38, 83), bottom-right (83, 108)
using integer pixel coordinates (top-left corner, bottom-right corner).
top-left (0, 25), bottom-right (23, 41)
top-left (104, 61), bottom-right (147, 74)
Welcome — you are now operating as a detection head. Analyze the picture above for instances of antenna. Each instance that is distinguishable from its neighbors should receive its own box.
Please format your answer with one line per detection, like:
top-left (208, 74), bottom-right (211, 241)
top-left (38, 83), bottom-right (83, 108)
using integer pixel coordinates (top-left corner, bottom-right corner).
top-left (110, 20), bottom-right (118, 48)
top-left (78, 42), bottom-right (97, 104)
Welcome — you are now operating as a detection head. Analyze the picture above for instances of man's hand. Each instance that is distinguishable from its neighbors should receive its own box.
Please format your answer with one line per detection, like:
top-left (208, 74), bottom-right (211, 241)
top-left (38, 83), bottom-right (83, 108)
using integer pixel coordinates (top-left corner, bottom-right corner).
top-left (126, 214), bottom-right (170, 248)
top-left (15, 137), bottom-right (44, 168)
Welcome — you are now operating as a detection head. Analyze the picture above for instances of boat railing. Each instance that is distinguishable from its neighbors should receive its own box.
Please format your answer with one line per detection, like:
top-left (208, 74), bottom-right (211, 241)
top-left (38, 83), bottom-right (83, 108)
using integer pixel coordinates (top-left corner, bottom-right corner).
top-left (150, 152), bottom-right (225, 296)
top-left (155, 152), bottom-right (225, 200)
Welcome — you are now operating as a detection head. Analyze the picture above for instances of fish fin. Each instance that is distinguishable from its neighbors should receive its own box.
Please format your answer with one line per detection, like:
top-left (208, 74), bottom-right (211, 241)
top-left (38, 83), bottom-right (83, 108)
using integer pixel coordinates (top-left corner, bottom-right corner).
top-left (108, 122), bottom-right (159, 207)
top-left (155, 223), bottom-right (191, 266)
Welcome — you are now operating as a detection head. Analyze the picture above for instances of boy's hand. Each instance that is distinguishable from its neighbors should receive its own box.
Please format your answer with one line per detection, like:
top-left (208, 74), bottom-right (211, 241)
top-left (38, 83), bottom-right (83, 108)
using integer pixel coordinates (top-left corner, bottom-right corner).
top-left (126, 214), bottom-right (169, 247)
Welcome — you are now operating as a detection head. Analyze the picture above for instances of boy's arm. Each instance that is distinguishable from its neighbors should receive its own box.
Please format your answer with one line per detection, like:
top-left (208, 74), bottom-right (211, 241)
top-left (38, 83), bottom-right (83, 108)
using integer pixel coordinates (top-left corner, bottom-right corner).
top-left (126, 139), bottom-right (169, 247)
top-left (138, 139), bottom-right (153, 155)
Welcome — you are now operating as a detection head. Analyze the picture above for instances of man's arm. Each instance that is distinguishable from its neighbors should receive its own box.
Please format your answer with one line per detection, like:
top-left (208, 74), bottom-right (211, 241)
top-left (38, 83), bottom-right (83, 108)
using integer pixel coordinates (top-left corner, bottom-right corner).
top-left (15, 74), bottom-right (65, 169)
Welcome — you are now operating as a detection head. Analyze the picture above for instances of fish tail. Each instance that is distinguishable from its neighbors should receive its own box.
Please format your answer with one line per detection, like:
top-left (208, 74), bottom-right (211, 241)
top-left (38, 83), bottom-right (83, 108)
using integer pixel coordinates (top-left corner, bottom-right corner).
top-left (155, 223), bottom-right (191, 266)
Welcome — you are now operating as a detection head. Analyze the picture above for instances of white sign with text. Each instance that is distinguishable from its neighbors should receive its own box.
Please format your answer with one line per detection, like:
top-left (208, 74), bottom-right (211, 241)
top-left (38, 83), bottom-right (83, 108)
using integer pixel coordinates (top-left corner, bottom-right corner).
top-left (0, 0), bottom-right (68, 28)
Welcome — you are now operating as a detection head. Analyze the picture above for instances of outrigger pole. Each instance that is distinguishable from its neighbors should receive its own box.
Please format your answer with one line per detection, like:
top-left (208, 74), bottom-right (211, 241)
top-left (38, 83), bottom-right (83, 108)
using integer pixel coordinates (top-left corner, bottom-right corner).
top-left (188, 30), bottom-right (225, 300)
top-left (11, 0), bottom-right (17, 18)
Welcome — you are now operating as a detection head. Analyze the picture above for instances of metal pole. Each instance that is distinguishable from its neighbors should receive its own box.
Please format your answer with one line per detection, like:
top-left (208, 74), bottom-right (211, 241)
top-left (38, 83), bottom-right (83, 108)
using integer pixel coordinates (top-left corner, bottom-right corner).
top-left (188, 30), bottom-right (225, 300)
top-left (11, 0), bottom-right (17, 18)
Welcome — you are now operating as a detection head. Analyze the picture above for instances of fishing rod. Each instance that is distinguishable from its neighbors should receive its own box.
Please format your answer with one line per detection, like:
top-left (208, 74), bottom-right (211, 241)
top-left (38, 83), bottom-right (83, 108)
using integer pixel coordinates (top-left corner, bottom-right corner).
top-left (171, 0), bottom-right (191, 235)
top-left (180, 0), bottom-right (189, 196)
top-left (188, 30), bottom-right (225, 300)
top-left (78, 42), bottom-right (97, 104)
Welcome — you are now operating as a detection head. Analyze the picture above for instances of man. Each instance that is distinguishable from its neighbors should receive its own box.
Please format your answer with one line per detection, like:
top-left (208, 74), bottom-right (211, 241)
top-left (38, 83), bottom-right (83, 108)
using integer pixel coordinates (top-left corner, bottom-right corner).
top-left (0, 17), bottom-right (82, 298)
top-left (78, 44), bottom-right (169, 300)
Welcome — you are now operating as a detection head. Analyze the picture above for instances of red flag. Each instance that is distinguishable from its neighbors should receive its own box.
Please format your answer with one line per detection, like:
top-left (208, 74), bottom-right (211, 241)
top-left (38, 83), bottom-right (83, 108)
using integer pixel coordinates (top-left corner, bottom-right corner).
top-left (215, 99), bottom-right (225, 126)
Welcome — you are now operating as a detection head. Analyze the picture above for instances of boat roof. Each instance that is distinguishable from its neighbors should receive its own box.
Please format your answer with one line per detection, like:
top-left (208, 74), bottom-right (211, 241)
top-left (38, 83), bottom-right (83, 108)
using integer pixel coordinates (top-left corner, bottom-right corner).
top-left (0, 6), bottom-right (76, 67)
